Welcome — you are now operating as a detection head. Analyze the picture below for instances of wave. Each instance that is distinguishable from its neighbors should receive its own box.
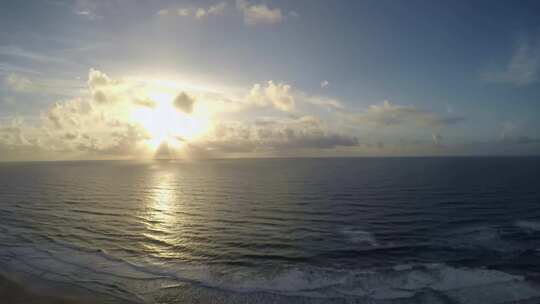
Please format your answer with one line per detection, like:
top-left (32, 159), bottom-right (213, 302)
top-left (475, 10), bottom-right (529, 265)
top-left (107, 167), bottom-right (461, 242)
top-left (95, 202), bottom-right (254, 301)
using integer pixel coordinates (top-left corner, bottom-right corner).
top-left (2, 233), bottom-right (540, 304)
top-left (341, 228), bottom-right (378, 246)
top-left (442, 225), bottom-right (515, 253)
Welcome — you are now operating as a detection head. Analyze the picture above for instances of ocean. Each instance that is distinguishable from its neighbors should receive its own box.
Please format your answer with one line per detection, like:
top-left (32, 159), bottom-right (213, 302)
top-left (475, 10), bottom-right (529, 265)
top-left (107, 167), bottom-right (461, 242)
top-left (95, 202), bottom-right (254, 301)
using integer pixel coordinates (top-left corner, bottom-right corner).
top-left (1, 157), bottom-right (540, 303)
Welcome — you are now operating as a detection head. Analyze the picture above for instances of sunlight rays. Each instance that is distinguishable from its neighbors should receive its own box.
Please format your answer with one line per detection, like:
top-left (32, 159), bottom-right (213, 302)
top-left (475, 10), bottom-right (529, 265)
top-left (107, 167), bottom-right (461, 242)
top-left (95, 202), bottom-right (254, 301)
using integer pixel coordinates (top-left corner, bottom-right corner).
top-left (130, 90), bottom-right (211, 152)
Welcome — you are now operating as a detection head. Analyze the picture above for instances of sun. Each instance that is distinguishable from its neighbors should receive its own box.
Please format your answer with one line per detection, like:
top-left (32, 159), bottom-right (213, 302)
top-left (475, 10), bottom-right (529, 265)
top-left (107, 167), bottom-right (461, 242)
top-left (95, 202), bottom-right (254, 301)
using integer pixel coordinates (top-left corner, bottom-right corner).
top-left (130, 92), bottom-right (210, 150)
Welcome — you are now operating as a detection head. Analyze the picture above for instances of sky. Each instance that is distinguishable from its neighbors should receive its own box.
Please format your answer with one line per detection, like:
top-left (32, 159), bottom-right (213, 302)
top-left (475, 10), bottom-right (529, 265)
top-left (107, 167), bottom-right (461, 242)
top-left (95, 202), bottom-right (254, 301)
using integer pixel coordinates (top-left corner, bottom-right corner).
top-left (0, 0), bottom-right (540, 161)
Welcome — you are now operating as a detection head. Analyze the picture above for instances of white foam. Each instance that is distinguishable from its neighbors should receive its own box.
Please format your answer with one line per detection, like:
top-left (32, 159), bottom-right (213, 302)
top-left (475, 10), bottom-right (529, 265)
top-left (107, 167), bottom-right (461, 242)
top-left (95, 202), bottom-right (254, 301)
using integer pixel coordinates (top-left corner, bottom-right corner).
top-left (341, 228), bottom-right (378, 246)
top-left (2, 234), bottom-right (540, 303)
top-left (444, 225), bottom-right (513, 252)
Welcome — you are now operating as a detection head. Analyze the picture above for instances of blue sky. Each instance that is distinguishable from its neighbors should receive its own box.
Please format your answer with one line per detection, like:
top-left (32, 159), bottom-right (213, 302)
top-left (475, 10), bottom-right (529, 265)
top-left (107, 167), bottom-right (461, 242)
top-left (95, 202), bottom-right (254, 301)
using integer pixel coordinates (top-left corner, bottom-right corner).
top-left (0, 0), bottom-right (539, 160)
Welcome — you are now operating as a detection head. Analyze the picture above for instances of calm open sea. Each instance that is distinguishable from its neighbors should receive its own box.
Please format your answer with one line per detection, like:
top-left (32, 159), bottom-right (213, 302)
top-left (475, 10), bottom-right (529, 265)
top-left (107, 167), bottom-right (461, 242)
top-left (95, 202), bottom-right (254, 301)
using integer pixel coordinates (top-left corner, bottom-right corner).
top-left (1, 157), bottom-right (540, 303)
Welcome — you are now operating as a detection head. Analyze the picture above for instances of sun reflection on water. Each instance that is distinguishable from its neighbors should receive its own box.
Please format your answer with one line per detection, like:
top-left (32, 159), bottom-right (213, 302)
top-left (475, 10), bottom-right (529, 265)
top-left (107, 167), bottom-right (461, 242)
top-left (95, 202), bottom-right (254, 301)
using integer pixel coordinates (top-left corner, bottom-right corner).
top-left (141, 169), bottom-right (191, 260)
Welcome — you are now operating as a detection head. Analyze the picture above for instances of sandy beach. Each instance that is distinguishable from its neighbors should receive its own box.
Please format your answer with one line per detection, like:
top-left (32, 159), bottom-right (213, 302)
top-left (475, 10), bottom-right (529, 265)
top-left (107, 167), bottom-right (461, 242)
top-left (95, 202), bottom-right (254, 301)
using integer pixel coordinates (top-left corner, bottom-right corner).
top-left (0, 274), bottom-right (102, 304)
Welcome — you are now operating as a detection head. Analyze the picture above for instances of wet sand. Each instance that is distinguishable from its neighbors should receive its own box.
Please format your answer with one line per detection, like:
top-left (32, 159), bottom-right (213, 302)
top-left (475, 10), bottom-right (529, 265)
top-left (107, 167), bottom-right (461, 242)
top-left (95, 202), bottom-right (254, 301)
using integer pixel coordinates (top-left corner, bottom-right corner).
top-left (0, 274), bottom-right (96, 304)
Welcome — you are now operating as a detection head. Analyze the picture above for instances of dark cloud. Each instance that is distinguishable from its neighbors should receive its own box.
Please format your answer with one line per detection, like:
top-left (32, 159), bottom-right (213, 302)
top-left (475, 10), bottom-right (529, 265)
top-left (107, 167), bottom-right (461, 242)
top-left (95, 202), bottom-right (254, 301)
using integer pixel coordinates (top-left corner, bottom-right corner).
top-left (352, 100), bottom-right (465, 128)
top-left (173, 92), bottom-right (196, 114)
top-left (93, 90), bottom-right (108, 103)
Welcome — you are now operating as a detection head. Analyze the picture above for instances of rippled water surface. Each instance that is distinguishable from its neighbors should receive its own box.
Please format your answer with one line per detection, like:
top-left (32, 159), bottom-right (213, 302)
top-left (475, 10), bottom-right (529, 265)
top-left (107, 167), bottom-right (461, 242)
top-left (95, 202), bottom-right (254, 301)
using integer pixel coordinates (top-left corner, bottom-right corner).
top-left (1, 157), bottom-right (540, 303)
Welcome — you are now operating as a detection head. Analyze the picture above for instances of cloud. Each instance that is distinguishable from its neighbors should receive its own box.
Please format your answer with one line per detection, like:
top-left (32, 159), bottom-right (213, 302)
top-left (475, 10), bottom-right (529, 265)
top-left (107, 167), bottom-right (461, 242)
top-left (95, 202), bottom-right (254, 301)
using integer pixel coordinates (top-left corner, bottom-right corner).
top-left (195, 2), bottom-right (226, 18)
top-left (74, 0), bottom-right (102, 20)
top-left (321, 80), bottom-right (329, 88)
top-left (158, 1), bottom-right (289, 26)
top-left (247, 81), bottom-right (295, 111)
top-left (63, 132), bottom-right (78, 140)
top-left (159, 2), bottom-right (227, 19)
top-left (0, 63), bottom-right (41, 75)
top-left (303, 95), bottom-right (344, 110)
top-left (432, 133), bottom-right (443, 146)
top-left (88, 68), bottom-right (111, 88)
top-left (0, 68), bottom-right (479, 160)
top-left (0, 45), bottom-right (64, 64)
top-left (133, 98), bottom-right (156, 109)
top-left (208, 2), bottom-right (227, 15)
top-left (92, 90), bottom-right (108, 103)
top-left (481, 35), bottom-right (540, 86)
top-left (173, 92), bottom-right (196, 114)
top-left (87, 69), bottom-right (122, 104)
top-left (236, 0), bottom-right (283, 25)
top-left (177, 8), bottom-right (190, 16)
top-left (4, 73), bottom-right (33, 92)
top-left (157, 9), bottom-right (169, 16)
top-left (351, 100), bottom-right (465, 127)
top-left (190, 116), bottom-right (358, 156)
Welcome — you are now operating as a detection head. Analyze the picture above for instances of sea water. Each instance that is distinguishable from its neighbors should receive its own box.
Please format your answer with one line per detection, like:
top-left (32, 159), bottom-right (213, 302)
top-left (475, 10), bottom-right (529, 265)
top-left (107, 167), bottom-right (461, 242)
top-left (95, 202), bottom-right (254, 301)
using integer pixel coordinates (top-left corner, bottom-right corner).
top-left (1, 157), bottom-right (540, 303)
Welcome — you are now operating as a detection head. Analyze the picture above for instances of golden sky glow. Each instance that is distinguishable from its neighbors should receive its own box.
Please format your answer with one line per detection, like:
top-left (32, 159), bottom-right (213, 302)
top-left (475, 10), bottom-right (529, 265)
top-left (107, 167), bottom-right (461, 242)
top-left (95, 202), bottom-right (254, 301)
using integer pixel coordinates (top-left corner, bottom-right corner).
top-left (130, 91), bottom-right (211, 151)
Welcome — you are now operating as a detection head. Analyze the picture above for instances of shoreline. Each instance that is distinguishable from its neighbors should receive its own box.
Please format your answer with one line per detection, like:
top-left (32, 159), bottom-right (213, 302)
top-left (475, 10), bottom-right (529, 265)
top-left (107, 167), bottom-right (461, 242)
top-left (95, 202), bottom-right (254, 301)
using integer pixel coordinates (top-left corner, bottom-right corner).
top-left (0, 273), bottom-right (91, 304)
top-left (0, 272), bottom-right (134, 304)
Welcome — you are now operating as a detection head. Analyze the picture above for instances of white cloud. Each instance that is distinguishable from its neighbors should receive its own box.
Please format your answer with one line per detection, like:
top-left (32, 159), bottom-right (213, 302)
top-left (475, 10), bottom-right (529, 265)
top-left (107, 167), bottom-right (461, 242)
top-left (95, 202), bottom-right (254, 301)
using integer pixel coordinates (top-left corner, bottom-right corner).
top-left (0, 68), bottom-right (477, 160)
top-left (432, 133), bottom-right (443, 146)
top-left (159, 2), bottom-right (227, 19)
top-left (320, 80), bottom-right (329, 88)
top-left (481, 35), bottom-right (540, 86)
top-left (157, 9), bottom-right (169, 16)
top-left (195, 8), bottom-right (207, 19)
top-left (158, 1), bottom-right (288, 26)
top-left (4, 73), bottom-right (33, 92)
top-left (133, 98), bottom-right (156, 109)
top-left (88, 68), bottom-right (111, 88)
top-left (247, 81), bottom-right (295, 111)
top-left (0, 45), bottom-right (65, 64)
top-left (177, 8), bottom-right (190, 16)
top-left (74, 0), bottom-right (101, 20)
top-left (208, 2), bottom-right (227, 15)
top-left (236, 0), bottom-right (283, 25)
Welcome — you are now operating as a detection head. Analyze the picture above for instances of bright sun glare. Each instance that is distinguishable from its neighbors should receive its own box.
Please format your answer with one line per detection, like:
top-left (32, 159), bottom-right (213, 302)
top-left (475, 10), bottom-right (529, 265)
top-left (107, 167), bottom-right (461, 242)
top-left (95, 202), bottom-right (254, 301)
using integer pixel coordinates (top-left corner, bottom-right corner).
top-left (130, 92), bottom-right (210, 151)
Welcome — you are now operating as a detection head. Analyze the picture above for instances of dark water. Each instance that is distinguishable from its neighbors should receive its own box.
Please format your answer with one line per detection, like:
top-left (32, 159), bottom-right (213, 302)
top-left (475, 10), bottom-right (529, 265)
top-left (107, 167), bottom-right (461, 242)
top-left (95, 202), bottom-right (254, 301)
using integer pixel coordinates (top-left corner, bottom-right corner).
top-left (1, 157), bottom-right (540, 303)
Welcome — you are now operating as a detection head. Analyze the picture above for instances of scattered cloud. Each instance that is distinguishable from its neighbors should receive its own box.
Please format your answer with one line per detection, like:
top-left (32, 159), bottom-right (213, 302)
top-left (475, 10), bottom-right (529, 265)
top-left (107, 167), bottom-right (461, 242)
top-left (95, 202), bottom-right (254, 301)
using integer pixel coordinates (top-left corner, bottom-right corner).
top-left (92, 90), bottom-right (108, 103)
top-left (0, 69), bottom-right (476, 160)
top-left (289, 11), bottom-right (299, 18)
top-left (0, 45), bottom-right (65, 64)
top-left (208, 2), bottom-right (227, 15)
top-left (74, 0), bottom-right (102, 20)
top-left (302, 94), bottom-right (344, 110)
top-left (236, 0), bottom-right (283, 25)
top-left (88, 68), bottom-right (111, 88)
top-left (4, 73), bottom-right (33, 92)
top-left (157, 0), bottom-right (290, 26)
top-left (0, 63), bottom-right (41, 75)
top-left (247, 81), bottom-right (295, 111)
top-left (158, 2), bottom-right (227, 19)
top-left (177, 8), bottom-right (190, 16)
top-left (481, 35), bottom-right (540, 86)
top-left (320, 80), bottom-right (329, 88)
top-left (187, 116), bottom-right (358, 156)
top-left (350, 100), bottom-right (465, 128)
top-left (432, 133), bottom-right (443, 146)
top-left (133, 98), bottom-right (156, 109)
top-left (157, 9), bottom-right (169, 16)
